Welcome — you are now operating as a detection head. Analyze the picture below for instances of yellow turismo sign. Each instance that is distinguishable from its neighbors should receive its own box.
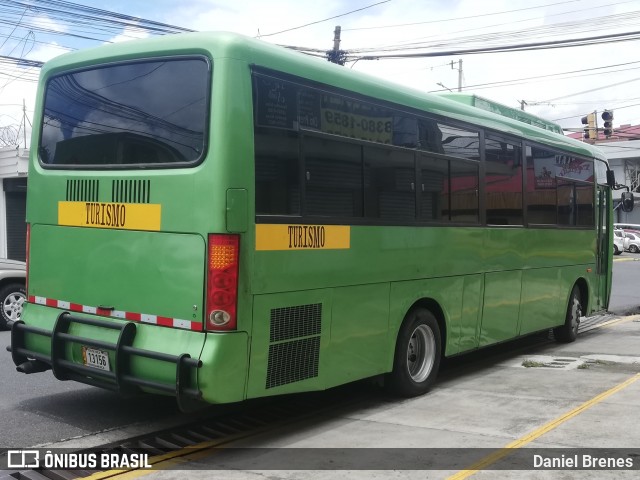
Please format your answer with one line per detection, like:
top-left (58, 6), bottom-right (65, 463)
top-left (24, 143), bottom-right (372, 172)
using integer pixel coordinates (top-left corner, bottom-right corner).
top-left (256, 224), bottom-right (350, 251)
top-left (58, 201), bottom-right (161, 231)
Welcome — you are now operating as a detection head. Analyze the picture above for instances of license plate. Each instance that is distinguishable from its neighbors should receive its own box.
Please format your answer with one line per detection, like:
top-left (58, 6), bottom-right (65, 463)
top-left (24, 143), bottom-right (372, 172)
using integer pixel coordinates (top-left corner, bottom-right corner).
top-left (82, 346), bottom-right (111, 371)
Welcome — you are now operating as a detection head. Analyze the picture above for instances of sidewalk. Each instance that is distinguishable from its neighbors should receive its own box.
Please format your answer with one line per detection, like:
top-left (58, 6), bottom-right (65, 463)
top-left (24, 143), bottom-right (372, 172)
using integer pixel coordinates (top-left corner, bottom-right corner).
top-left (123, 316), bottom-right (640, 479)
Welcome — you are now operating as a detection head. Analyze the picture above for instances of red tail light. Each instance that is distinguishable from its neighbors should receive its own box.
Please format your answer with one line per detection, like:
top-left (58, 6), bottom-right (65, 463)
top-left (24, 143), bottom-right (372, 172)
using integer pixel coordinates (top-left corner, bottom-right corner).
top-left (25, 223), bottom-right (30, 295)
top-left (206, 234), bottom-right (239, 331)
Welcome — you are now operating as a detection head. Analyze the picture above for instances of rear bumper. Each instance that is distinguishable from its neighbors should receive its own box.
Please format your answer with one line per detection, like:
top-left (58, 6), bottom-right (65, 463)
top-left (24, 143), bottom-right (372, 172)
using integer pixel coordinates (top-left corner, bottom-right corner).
top-left (8, 303), bottom-right (249, 410)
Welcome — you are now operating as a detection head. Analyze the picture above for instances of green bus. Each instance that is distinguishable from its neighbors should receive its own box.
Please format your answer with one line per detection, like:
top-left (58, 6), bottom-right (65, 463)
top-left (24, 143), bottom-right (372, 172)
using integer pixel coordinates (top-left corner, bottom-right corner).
top-left (9, 32), bottom-right (621, 410)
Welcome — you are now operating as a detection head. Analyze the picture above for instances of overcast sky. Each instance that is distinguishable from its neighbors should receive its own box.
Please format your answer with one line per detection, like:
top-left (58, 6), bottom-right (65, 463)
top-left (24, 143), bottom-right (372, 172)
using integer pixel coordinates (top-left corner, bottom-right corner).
top-left (1, 0), bottom-right (640, 148)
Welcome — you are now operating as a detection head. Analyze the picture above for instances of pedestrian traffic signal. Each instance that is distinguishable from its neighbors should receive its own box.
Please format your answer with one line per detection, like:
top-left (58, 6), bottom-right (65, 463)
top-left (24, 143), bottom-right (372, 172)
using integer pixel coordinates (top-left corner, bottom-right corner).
top-left (602, 110), bottom-right (614, 137)
top-left (581, 112), bottom-right (596, 140)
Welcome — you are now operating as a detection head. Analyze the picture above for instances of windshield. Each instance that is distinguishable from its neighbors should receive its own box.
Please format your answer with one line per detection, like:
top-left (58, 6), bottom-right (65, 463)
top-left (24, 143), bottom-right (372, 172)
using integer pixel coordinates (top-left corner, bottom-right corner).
top-left (40, 56), bottom-right (209, 168)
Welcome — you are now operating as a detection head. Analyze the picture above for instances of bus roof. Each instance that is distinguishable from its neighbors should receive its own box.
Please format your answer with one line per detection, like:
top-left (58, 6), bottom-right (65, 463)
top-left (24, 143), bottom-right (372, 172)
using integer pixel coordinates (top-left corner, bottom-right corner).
top-left (39, 31), bottom-right (606, 163)
top-left (439, 94), bottom-right (564, 135)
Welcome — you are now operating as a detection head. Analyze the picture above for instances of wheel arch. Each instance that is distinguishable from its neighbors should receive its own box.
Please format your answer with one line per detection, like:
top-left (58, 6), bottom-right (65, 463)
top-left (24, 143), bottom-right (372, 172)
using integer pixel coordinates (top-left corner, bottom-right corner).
top-left (573, 277), bottom-right (589, 314)
top-left (0, 276), bottom-right (25, 287)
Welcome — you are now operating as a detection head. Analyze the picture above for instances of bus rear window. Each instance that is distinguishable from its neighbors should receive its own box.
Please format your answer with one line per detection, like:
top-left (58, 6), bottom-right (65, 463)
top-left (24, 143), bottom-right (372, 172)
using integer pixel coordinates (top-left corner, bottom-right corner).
top-left (40, 57), bottom-right (209, 168)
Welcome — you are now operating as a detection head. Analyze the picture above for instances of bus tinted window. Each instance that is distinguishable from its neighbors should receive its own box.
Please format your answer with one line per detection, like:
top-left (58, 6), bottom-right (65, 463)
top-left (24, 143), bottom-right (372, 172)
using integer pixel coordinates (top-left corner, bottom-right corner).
top-left (450, 160), bottom-right (480, 223)
top-left (305, 136), bottom-right (363, 217)
top-left (526, 146), bottom-right (557, 225)
top-left (526, 146), bottom-right (594, 227)
top-left (438, 125), bottom-right (479, 160)
top-left (417, 154), bottom-right (479, 224)
top-left (255, 129), bottom-right (301, 215)
top-left (485, 137), bottom-right (523, 225)
top-left (418, 155), bottom-right (448, 222)
top-left (40, 57), bottom-right (209, 167)
top-left (558, 180), bottom-right (595, 227)
top-left (364, 145), bottom-right (415, 220)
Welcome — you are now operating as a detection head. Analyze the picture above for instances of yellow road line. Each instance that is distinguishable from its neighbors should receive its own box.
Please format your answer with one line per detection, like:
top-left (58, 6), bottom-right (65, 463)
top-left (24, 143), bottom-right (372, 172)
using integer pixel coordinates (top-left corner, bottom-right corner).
top-left (613, 256), bottom-right (638, 262)
top-left (447, 372), bottom-right (640, 480)
top-left (82, 428), bottom-right (263, 479)
top-left (82, 397), bottom-right (361, 479)
top-left (593, 316), bottom-right (636, 329)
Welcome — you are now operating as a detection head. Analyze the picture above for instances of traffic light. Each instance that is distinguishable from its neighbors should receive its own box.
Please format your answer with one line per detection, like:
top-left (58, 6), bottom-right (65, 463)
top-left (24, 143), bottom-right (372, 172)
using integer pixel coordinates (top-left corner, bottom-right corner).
top-left (581, 112), bottom-right (596, 140)
top-left (602, 110), bottom-right (614, 137)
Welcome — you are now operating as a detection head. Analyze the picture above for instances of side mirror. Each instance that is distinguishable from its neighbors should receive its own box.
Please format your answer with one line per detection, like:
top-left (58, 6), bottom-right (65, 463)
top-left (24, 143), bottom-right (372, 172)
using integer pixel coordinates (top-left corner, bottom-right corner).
top-left (622, 191), bottom-right (634, 212)
top-left (607, 169), bottom-right (616, 188)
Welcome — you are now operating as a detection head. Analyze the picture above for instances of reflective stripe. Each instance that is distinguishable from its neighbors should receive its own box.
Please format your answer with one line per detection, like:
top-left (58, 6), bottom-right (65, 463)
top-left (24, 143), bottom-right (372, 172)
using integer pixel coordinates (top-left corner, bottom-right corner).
top-left (26, 296), bottom-right (201, 331)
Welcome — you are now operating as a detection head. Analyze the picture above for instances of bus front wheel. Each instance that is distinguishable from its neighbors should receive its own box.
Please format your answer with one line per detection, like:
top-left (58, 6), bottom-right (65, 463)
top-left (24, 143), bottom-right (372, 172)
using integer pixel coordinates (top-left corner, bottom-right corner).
top-left (554, 286), bottom-right (582, 343)
top-left (387, 309), bottom-right (441, 397)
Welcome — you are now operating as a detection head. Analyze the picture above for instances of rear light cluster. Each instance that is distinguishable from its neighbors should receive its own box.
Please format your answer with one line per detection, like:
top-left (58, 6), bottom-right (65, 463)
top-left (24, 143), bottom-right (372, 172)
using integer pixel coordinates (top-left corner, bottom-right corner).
top-left (206, 234), bottom-right (239, 331)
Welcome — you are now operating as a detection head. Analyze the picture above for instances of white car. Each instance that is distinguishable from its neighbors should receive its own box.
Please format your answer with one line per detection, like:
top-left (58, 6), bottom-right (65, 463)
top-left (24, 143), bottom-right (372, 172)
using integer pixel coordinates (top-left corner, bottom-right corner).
top-left (0, 259), bottom-right (26, 330)
top-left (624, 232), bottom-right (640, 254)
top-left (613, 229), bottom-right (624, 255)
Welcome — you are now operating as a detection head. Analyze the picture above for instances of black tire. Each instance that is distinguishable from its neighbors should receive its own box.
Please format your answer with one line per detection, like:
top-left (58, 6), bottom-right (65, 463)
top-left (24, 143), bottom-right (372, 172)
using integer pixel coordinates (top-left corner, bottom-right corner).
top-left (387, 309), bottom-right (441, 397)
top-left (0, 282), bottom-right (26, 330)
top-left (630, 245), bottom-right (639, 254)
top-left (554, 286), bottom-right (582, 343)
top-left (614, 244), bottom-right (620, 255)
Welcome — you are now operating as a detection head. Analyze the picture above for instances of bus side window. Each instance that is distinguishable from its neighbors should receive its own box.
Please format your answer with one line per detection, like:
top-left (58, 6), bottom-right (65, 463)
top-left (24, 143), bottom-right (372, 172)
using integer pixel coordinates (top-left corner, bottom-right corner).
top-left (485, 138), bottom-right (523, 226)
top-left (364, 145), bottom-right (415, 221)
top-left (254, 129), bottom-right (301, 216)
top-left (418, 155), bottom-right (447, 222)
top-left (305, 136), bottom-right (363, 218)
top-left (450, 160), bottom-right (480, 223)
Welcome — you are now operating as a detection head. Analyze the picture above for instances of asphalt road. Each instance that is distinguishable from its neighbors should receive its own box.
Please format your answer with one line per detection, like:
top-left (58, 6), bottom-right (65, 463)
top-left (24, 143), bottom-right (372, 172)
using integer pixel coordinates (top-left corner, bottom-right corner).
top-left (610, 254), bottom-right (640, 314)
top-left (0, 329), bottom-right (192, 448)
top-left (0, 256), bottom-right (638, 449)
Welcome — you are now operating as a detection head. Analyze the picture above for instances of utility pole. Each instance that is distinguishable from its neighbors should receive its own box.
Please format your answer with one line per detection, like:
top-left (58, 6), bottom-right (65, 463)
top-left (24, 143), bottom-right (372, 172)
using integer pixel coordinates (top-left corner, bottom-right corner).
top-left (333, 26), bottom-right (341, 57)
top-left (450, 60), bottom-right (463, 91)
top-left (327, 26), bottom-right (346, 65)
top-left (23, 99), bottom-right (27, 149)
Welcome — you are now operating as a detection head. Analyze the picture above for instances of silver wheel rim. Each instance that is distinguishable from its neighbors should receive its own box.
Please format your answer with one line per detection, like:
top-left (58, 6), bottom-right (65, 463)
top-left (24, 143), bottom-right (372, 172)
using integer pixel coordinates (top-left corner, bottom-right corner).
top-left (406, 324), bottom-right (436, 383)
top-left (3, 291), bottom-right (25, 321)
top-left (570, 296), bottom-right (582, 333)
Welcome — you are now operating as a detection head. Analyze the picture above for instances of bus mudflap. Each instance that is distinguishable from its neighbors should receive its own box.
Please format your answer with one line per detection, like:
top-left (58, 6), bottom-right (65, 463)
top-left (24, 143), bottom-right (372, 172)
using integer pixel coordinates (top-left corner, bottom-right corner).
top-left (8, 312), bottom-right (204, 412)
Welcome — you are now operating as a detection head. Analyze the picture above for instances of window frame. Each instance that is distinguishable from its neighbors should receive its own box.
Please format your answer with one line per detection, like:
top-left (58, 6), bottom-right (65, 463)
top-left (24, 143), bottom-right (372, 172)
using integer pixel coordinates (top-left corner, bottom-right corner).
top-left (252, 68), bottom-right (598, 231)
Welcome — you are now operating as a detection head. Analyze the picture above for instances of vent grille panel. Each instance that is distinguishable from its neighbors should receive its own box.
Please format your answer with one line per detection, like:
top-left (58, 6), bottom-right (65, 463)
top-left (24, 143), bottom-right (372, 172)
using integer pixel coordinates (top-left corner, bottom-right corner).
top-left (112, 179), bottom-right (151, 203)
top-left (270, 303), bottom-right (321, 342)
top-left (266, 303), bottom-right (322, 389)
top-left (66, 179), bottom-right (99, 202)
top-left (266, 337), bottom-right (320, 389)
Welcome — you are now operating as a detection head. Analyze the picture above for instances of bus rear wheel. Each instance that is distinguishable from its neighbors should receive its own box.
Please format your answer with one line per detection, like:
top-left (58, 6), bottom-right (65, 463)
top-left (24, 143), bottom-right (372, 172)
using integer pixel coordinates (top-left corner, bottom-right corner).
top-left (387, 309), bottom-right (441, 397)
top-left (554, 286), bottom-right (582, 343)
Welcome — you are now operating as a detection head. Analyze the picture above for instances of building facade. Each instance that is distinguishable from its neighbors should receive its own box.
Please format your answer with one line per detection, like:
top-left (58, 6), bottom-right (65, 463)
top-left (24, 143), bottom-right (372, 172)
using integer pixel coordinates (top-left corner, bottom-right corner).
top-left (0, 146), bottom-right (28, 261)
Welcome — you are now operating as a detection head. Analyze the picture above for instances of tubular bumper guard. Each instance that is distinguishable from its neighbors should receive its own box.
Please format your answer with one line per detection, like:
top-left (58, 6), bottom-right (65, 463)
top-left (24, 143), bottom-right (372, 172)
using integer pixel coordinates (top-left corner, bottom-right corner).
top-left (7, 312), bottom-right (203, 411)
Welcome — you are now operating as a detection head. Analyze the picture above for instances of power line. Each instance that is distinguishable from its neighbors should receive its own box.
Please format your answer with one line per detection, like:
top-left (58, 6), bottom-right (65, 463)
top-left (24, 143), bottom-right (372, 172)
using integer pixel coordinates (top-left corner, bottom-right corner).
top-left (340, 29), bottom-right (640, 62)
top-left (0, 54), bottom-right (43, 67)
top-left (428, 60), bottom-right (640, 93)
top-left (0, 2), bottom-right (27, 49)
top-left (8, 0), bottom-right (194, 33)
top-left (258, 0), bottom-right (390, 38)
top-left (553, 101), bottom-right (640, 121)
top-left (347, 2), bottom-right (640, 54)
top-left (343, 0), bottom-right (580, 31)
top-left (543, 77), bottom-right (640, 103)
